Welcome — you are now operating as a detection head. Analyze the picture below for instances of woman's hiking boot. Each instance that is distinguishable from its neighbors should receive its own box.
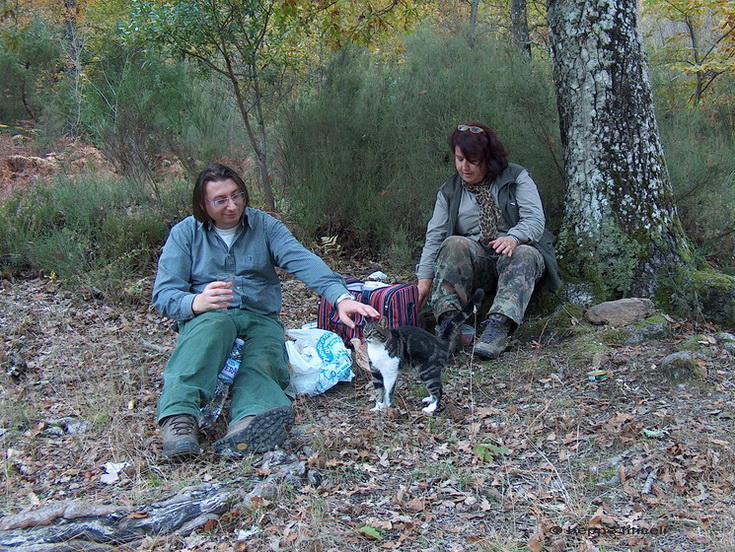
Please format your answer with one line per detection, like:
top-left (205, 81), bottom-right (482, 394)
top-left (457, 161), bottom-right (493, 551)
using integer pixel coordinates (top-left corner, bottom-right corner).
top-left (473, 313), bottom-right (512, 360)
top-left (160, 414), bottom-right (200, 461)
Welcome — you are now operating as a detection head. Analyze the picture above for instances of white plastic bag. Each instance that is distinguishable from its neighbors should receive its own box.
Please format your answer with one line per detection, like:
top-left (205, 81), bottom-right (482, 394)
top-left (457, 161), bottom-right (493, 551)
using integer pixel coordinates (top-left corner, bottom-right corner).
top-left (285, 328), bottom-right (354, 396)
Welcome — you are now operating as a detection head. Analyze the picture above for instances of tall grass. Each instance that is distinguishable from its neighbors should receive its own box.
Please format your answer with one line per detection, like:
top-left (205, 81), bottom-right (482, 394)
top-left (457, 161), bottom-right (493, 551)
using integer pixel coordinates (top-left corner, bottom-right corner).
top-left (279, 25), bottom-right (735, 277)
top-left (0, 173), bottom-right (189, 302)
top-left (657, 104), bottom-right (735, 275)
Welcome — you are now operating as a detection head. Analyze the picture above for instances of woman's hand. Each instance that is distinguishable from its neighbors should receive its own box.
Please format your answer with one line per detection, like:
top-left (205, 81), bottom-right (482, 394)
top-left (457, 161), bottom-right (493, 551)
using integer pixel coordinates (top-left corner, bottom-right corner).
top-left (488, 236), bottom-right (520, 257)
top-left (192, 281), bottom-right (234, 314)
top-left (417, 278), bottom-right (433, 311)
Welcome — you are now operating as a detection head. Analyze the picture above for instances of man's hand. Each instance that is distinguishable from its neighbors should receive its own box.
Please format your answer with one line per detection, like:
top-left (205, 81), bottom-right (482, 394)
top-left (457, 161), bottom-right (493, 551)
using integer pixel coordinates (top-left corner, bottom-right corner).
top-left (337, 298), bottom-right (380, 329)
top-left (192, 281), bottom-right (234, 314)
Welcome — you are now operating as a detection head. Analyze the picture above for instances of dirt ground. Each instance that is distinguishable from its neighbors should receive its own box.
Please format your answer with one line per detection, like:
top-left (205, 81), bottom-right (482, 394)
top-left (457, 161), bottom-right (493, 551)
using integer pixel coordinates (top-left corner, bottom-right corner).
top-left (0, 134), bottom-right (117, 203)
top-left (1, 269), bottom-right (735, 552)
top-left (1, 136), bottom-right (735, 551)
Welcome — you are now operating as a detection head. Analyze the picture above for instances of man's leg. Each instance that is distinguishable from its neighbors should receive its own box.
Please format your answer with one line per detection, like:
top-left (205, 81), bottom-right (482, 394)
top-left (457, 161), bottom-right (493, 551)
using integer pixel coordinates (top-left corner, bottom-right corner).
top-left (158, 311), bottom-right (237, 422)
top-left (213, 311), bottom-right (293, 455)
top-left (157, 311), bottom-right (237, 459)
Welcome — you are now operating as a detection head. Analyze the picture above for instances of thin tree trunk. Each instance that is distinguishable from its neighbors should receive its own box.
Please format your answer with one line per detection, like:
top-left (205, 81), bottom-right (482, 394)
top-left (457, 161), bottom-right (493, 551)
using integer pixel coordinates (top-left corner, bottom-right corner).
top-left (470, 0), bottom-right (480, 25)
top-left (684, 17), bottom-right (704, 105)
top-left (547, 0), bottom-right (693, 298)
top-left (224, 59), bottom-right (276, 212)
top-left (64, 0), bottom-right (83, 136)
top-left (511, 0), bottom-right (531, 57)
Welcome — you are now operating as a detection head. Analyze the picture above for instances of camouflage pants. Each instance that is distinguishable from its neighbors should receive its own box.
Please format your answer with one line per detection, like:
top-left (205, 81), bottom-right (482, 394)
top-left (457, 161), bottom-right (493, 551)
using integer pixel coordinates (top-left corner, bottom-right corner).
top-left (430, 236), bottom-right (545, 326)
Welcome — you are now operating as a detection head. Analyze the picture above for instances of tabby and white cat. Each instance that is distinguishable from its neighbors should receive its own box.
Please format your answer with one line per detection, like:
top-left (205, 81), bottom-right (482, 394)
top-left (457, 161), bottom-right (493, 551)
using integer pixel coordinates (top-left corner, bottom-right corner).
top-left (364, 289), bottom-right (484, 414)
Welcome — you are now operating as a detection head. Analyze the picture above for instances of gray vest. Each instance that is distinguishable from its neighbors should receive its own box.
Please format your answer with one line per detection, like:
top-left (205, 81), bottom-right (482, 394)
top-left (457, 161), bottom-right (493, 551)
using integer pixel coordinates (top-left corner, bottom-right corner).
top-left (439, 164), bottom-right (561, 290)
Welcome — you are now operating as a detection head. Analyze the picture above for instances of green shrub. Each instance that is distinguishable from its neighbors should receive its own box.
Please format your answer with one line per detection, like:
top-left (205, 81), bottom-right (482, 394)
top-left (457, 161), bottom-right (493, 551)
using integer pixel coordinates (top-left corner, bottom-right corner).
top-left (31, 230), bottom-right (92, 280)
top-left (277, 27), bottom-right (562, 262)
top-left (77, 35), bottom-right (243, 194)
top-left (0, 19), bottom-right (63, 123)
top-left (657, 104), bottom-right (735, 275)
top-left (0, 173), bottom-right (184, 302)
top-left (97, 210), bottom-right (168, 269)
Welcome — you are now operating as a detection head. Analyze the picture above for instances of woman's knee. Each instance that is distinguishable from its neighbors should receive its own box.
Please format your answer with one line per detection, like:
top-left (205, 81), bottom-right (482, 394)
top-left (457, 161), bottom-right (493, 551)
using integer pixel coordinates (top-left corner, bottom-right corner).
top-left (437, 236), bottom-right (475, 260)
top-left (440, 235), bottom-right (473, 249)
top-left (514, 244), bottom-right (544, 265)
top-left (498, 245), bottom-right (545, 278)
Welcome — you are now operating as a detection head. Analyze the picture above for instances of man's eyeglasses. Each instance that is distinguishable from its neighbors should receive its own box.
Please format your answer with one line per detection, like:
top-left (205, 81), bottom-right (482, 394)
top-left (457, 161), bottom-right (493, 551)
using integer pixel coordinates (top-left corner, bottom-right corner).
top-left (207, 191), bottom-right (247, 207)
top-left (457, 124), bottom-right (484, 134)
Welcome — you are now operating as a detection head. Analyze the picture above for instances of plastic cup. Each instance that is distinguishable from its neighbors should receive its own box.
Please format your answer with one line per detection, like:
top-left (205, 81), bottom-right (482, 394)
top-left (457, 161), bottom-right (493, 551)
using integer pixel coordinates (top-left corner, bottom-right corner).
top-left (216, 273), bottom-right (237, 291)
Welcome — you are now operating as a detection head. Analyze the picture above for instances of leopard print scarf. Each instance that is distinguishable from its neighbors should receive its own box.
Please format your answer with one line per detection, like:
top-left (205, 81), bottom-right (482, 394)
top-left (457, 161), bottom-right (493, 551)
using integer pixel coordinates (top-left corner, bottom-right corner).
top-left (463, 178), bottom-right (501, 246)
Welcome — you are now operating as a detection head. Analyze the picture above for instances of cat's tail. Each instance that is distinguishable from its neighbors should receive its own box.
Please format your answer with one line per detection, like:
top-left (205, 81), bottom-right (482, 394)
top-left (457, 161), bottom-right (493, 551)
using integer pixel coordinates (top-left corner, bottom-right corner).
top-left (437, 288), bottom-right (485, 349)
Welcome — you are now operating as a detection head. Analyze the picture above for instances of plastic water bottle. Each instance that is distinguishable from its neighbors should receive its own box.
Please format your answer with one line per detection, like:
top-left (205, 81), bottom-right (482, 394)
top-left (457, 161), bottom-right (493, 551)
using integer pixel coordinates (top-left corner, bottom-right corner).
top-left (199, 338), bottom-right (245, 428)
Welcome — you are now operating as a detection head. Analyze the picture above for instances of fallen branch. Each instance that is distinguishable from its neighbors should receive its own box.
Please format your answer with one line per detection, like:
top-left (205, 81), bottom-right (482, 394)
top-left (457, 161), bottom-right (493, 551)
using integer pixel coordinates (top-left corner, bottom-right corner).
top-left (137, 339), bottom-right (170, 354)
top-left (0, 453), bottom-right (311, 552)
top-left (642, 469), bottom-right (658, 495)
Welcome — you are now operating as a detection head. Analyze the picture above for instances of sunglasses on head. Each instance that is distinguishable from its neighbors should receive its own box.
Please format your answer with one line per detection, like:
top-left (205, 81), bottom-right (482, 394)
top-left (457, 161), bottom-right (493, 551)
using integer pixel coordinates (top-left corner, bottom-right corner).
top-left (457, 124), bottom-right (484, 134)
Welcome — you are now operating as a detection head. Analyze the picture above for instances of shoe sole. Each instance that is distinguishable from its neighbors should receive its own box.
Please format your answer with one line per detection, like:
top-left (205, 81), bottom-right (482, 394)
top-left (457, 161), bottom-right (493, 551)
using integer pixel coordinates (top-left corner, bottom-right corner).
top-left (161, 439), bottom-right (201, 461)
top-left (213, 406), bottom-right (294, 456)
top-left (473, 343), bottom-right (504, 360)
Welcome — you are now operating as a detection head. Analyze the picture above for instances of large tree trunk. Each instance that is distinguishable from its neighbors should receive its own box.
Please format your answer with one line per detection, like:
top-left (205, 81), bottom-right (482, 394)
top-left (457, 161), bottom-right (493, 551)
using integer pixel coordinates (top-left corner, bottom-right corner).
top-left (547, 0), bottom-right (693, 298)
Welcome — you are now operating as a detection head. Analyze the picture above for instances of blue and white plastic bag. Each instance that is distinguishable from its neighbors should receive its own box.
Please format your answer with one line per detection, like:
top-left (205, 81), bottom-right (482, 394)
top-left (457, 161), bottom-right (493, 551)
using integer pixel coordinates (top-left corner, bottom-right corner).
top-left (285, 328), bottom-right (354, 396)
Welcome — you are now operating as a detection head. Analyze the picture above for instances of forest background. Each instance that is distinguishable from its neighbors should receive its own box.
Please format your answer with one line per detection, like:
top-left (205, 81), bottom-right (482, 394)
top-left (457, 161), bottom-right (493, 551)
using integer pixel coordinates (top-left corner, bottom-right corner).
top-left (1, 0), bottom-right (734, 308)
top-left (2, 1), bottom-right (735, 551)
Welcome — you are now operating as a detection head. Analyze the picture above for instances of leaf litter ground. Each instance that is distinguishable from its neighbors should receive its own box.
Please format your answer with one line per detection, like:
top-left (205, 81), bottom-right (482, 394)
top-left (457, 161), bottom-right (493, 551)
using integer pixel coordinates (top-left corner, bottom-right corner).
top-left (1, 264), bottom-right (735, 552)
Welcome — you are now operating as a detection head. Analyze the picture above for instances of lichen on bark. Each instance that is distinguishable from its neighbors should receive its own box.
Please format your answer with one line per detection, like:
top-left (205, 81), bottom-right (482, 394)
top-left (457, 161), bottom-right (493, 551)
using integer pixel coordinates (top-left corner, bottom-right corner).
top-left (656, 267), bottom-right (735, 325)
top-left (548, 0), bottom-right (695, 300)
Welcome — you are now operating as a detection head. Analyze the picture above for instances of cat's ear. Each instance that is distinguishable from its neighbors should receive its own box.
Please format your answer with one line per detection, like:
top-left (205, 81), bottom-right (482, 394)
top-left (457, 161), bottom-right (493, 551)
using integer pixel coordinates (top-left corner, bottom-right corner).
top-left (377, 316), bottom-right (388, 329)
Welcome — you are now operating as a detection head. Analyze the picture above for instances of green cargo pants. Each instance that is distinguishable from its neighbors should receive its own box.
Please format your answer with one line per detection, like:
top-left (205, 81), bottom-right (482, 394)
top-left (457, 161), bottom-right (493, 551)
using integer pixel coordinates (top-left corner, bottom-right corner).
top-left (431, 235), bottom-right (545, 326)
top-left (157, 309), bottom-right (292, 425)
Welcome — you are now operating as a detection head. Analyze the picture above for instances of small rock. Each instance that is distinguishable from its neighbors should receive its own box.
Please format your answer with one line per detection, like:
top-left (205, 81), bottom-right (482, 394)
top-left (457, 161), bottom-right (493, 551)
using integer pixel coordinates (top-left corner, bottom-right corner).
top-left (660, 351), bottom-right (704, 383)
top-left (44, 417), bottom-right (92, 436)
top-left (5, 351), bottom-right (27, 378)
top-left (624, 322), bottom-right (671, 344)
top-left (716, 333), bottom-right (735, 353)
top-left (584, 298), bottom-right (656, 326)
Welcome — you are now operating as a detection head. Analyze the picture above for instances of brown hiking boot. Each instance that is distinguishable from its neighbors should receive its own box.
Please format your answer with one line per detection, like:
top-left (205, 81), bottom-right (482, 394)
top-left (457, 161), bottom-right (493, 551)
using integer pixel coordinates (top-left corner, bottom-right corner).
top-left (160, 414), bottom-right (200, 461)
top-left (213, 406), bottom-right (294, 456)
top-left (473, 314), bottom-right (512, 360)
